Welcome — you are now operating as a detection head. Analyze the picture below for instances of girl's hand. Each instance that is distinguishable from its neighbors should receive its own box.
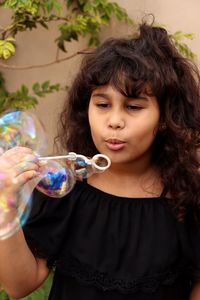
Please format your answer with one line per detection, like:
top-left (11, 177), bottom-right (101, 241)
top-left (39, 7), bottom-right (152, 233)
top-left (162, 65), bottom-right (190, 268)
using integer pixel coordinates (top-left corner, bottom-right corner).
top-left (0, 146), bottom-right (40, 192)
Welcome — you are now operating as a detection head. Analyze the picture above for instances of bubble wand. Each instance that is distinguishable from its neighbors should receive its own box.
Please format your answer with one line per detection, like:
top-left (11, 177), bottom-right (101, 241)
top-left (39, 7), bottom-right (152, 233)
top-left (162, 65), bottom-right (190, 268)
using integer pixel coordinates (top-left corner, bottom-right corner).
top-left (36, 152), bottom-right (111, 198)
top-left (38, 152), bottom-right (111, 174)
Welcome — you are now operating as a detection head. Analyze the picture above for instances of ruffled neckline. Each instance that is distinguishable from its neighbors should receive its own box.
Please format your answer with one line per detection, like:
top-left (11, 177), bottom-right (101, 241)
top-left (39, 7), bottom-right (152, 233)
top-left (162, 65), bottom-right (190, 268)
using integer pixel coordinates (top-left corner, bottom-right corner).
top-left (77, 180), bottom-right (168, 202)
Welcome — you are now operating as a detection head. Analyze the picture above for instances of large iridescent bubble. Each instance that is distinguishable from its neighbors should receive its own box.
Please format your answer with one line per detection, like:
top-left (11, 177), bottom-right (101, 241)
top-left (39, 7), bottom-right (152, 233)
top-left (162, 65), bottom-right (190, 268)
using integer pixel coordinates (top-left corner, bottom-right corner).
top-left (0, 110), bottom-right (47, 154)
top-left (0, 110), bottom-right (47, 240)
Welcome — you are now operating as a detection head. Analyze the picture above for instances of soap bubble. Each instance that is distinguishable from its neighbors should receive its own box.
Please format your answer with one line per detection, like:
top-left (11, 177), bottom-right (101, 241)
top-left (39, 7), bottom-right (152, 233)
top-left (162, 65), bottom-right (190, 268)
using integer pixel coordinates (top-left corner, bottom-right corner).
top-left (36, 160), bottom-right (75, 198)
top-left (0, 110), bottom-right (47, 154)
top-left (0, 110), bottom-right (47, 239)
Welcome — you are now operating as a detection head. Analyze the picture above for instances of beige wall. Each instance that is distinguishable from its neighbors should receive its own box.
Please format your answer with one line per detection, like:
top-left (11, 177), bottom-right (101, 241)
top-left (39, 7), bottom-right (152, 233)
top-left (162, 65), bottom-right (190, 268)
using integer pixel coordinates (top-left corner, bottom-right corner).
top-left (1, 0), bottom-right (200, 153)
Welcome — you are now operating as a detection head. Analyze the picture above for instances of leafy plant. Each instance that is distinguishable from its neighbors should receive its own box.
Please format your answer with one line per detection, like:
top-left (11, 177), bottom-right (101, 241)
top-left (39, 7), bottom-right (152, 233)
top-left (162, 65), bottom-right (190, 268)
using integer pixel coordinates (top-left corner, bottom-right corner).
top-left (0, 0), bottom-right (132, 115)
top-left (0, 78), bottom-right (61, 114)
top-left (169, 30), bottom-right (196, 60)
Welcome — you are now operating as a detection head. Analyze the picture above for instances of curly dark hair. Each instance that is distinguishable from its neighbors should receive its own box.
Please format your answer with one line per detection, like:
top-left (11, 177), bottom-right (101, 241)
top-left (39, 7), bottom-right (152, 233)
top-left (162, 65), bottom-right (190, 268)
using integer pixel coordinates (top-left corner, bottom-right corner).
top-left (56, 23), bottom-right (200, 221)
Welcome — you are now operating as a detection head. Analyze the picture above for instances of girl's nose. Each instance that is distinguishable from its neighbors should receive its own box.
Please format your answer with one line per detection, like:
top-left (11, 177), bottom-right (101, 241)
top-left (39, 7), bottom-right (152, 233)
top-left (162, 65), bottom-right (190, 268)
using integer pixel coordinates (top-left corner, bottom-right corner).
top-left (107, 112), bottom-right (125, 129)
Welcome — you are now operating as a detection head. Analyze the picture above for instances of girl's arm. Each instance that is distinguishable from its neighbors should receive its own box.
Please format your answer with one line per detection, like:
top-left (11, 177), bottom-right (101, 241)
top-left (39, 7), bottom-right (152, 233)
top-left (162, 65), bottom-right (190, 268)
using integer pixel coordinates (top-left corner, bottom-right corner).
top-left (190, 281), bottom-right (200, 300)
top-left (0, 230), bottom-right (49, 299)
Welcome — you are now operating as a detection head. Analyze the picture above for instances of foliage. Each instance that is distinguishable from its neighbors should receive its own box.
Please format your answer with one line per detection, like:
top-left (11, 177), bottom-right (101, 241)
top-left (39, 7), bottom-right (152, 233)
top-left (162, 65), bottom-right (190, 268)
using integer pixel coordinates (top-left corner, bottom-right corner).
top-left (0, 37), bottom-right (15, 59)
top-left (0, 0), bottom-right (132, 53)
top-left (0, 0), bottom-right (132, 115)
top-left (0, 75), bottom-right (61, 114)
top-left (169, 30), bottom-right (196, 60)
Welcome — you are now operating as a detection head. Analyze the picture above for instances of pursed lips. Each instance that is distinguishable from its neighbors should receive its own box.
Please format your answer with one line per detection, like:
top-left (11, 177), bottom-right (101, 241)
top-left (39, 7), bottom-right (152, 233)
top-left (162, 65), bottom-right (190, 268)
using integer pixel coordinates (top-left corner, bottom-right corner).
top-left (105, 138), bottom-right (126, 150)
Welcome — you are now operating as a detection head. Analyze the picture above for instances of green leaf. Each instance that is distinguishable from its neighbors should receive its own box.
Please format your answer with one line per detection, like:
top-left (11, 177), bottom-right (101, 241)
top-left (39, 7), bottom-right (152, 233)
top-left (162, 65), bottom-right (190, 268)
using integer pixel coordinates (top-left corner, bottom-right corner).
top-left (0, 38), bottom-right (16, 59)
top-left (21, 84), bottom-right (29, 96)
top-left (45, 1), bottom-right (53, 12)
top-left (66, 0), bottom-right (74, 8)
top-left (170, 30), bottom-right (196, 59)
top-left (0, 289), bottom-right (10, 299)
top-left (41, 80), bottom-right (50, 91)
top-left (57, 38), bottom-right (67, 52)
top-left (88, 35), bottom-right (99, 46)
top-left (32, 80), bottom-right (61, 97)
top-left (32, 82), bottom-right (40, 94)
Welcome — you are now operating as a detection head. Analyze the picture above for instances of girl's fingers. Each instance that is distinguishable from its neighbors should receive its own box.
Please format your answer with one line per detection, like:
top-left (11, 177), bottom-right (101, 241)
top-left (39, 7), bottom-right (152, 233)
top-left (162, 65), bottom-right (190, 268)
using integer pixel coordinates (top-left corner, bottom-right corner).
top-left (0, 152), bottom-right (40, 174)
top-left (0, 147), bottom-right (42, 196)
top-left (13, 161), bottom-right (39, 177)
top-left (0, 159), bottom-right (40, 179)
top-left (0, 171), bottom-right (40, 202)
top-left (0, 146), bottom-right (34, 161)
top-left (2, 151), bottom-right (37, 165)
top-left (0, 167), bottom-right (40, 189)
top-left (0, 171), bottom-right (14, 189)
top-left (0, 146), bottom-right (33, 158)
top-left (14, 170), bottom-right (41, 189)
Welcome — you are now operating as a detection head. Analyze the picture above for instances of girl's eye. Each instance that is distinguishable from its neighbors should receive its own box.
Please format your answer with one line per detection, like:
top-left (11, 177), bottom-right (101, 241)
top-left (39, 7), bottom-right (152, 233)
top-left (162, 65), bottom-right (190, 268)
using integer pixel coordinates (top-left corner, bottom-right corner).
top-left (96, 103), bottom-right (109, 108)
top-left (126, 105), bottom-right (142, 111)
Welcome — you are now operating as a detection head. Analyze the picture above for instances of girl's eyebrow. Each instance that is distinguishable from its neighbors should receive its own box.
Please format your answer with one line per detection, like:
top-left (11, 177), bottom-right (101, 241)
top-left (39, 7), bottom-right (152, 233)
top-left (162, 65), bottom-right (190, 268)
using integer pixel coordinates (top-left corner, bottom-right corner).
top-left (91, 93), bottom-right (110, 100)
top-left (92, 92), bottom-right (149, 101)
top-left (133, 95), bottom-right (149, 101)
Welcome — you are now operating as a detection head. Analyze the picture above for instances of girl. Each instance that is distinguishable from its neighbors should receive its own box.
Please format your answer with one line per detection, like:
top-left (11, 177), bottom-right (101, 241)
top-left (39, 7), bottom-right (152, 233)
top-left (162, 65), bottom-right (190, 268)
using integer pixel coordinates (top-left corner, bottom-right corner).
top-left (1, 22), bottom-right (200, 300)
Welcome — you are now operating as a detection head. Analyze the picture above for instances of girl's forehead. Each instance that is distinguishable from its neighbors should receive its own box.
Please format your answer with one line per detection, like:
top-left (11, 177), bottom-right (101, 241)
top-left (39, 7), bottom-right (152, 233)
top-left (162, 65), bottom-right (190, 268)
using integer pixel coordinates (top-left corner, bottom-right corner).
top-left (92, 84), bottom-right (112, 92)
top-left (91, 84), bottom-right (123, 97)
top-left (91, 82), bottom-right (153, 96)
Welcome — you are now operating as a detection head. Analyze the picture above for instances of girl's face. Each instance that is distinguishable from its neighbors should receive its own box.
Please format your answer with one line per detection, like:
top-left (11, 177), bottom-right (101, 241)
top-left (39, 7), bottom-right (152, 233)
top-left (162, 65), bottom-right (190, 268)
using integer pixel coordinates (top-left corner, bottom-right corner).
top-left (88, 84), bottom-right (160, 166)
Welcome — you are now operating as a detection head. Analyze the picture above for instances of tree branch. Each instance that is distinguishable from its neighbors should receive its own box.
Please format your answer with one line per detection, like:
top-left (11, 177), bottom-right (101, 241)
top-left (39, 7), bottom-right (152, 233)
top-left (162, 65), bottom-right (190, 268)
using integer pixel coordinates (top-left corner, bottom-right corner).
top-left (0, 49), bottom-right (91, 70)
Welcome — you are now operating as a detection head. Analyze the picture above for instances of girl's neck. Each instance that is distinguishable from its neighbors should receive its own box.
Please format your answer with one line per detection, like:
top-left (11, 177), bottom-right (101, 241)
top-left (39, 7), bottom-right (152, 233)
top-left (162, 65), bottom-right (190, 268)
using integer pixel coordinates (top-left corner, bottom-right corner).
top-left (88, 160), bottom-right (163, 198)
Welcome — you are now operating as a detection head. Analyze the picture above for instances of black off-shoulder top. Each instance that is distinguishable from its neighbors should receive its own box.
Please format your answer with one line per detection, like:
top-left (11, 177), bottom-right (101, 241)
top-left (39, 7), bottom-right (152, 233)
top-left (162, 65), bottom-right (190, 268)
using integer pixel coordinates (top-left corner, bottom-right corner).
top-left (23, 180), bottom-right (200, 300)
